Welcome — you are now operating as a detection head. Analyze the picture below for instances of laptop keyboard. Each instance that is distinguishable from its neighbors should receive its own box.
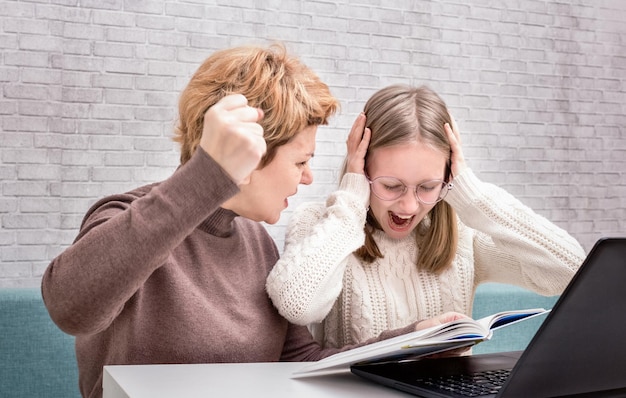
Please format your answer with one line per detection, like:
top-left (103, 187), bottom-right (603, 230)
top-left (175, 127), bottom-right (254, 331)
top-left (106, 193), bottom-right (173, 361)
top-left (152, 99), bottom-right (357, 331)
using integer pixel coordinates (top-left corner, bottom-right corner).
top-left (414, 368), bottom-right (511, 397)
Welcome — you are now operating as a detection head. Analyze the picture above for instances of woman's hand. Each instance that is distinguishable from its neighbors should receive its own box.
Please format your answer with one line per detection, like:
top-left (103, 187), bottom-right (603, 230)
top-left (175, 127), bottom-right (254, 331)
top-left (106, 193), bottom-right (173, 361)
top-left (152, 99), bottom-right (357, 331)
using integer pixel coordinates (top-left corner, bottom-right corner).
top-left (416, 311), bottom-right (473, 358)
top-left (415, 311), bottom-right (469, 331)
top-left (200, 94), bottom-right (266, 186)
top-left (345, 113), bottom-right (371, 174)
top-left (444, 115), bottom-right (468, 179)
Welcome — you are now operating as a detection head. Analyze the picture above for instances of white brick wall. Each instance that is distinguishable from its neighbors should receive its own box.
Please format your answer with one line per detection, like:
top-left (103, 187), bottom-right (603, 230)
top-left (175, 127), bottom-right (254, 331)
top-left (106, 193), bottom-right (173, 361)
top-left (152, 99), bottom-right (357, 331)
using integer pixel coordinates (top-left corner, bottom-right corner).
top-left (1, 0), bottom-right (625, 287)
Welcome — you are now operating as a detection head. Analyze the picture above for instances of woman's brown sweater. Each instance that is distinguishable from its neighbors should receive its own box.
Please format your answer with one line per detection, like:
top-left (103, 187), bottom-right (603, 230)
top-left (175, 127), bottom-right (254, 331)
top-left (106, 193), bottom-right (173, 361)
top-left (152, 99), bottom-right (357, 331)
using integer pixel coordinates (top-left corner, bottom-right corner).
top-left (42, 148), bottom-right (414, 398)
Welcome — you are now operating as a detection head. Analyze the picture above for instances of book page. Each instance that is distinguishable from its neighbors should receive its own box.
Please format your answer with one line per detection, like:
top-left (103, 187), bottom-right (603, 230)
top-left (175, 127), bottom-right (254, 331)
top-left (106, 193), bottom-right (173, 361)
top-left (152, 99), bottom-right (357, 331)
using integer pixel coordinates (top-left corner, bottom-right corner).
top-left (292, 339), bottom-right (479, 377)
top-left (476, 308), bottom-right (548, 331)
top-left (292, 308), bottom-right (550, 378)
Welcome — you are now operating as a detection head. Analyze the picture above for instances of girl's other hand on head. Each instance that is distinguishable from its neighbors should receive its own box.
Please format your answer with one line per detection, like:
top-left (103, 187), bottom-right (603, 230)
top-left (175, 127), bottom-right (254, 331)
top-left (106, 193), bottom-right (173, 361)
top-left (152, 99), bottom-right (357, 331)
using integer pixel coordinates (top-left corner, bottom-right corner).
top-left (444, 114), bottom-right (467, 179)
top-left (346, 112), bottom-right (371, 174)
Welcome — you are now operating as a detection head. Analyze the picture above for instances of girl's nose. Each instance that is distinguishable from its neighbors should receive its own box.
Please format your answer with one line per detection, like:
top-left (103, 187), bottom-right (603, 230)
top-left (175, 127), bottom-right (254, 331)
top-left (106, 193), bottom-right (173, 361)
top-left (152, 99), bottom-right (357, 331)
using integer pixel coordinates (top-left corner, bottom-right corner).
top-left (396, 189), bottom-right (420, 213)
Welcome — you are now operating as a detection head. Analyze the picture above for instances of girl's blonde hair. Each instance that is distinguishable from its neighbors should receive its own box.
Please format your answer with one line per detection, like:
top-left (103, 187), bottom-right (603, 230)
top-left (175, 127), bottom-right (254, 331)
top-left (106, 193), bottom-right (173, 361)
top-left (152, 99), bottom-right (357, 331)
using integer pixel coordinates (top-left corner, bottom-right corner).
top-left (174, 44), bottom-right (339, 167)
top-left (343, 84), bottom-right (458, 274)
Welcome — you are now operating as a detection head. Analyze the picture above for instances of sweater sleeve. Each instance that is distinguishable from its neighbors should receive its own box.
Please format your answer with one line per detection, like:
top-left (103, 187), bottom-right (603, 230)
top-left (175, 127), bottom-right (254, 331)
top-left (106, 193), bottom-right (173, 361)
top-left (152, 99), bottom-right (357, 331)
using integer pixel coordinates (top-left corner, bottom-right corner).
top-left (279, 321), bottom-right (418, 362)
top-left (41, 148), bottom-right (239, 335)
top-left (266, 173), bottom-right (370, 325)
top-left (444, 168), bottom-right (586, 295)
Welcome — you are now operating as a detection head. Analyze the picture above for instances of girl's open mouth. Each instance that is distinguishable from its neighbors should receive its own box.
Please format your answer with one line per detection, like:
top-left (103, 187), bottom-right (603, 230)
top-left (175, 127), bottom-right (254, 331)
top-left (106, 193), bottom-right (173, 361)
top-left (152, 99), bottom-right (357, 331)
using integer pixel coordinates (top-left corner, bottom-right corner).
top-left (388, 211), bottom-right (414, 231)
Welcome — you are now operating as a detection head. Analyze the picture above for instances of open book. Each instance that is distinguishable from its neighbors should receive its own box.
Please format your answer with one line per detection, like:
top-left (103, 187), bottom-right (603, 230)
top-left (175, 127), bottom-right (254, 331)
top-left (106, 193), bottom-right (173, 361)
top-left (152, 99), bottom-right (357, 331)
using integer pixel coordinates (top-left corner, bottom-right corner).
top-left (292, 308), bottom-right (549, 378)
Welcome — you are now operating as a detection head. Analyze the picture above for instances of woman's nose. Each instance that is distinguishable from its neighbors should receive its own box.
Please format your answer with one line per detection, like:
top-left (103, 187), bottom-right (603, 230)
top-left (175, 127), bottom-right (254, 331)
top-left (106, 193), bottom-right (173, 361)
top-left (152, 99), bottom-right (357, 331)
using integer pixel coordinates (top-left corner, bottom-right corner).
top-left (301, 166), bottom-right (313, 185)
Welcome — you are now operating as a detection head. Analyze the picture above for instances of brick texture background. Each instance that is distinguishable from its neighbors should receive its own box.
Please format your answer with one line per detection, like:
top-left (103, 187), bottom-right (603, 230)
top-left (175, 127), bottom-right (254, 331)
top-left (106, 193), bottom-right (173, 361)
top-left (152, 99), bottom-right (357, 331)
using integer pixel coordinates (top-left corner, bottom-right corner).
top-left (1, 0), bottom-right (624, 287)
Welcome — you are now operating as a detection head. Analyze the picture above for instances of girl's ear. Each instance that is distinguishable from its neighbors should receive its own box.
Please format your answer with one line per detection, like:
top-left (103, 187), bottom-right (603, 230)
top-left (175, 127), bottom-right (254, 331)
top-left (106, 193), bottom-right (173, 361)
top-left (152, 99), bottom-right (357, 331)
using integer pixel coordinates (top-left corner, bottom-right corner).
top-left (445, 156), bottom-right (453, 182)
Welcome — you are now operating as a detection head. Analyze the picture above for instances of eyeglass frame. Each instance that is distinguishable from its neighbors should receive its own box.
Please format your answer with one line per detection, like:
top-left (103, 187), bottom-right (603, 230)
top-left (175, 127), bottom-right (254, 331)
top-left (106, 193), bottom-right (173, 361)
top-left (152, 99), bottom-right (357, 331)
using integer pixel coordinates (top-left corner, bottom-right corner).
top-left (365, 174), bottom-right (454, 205)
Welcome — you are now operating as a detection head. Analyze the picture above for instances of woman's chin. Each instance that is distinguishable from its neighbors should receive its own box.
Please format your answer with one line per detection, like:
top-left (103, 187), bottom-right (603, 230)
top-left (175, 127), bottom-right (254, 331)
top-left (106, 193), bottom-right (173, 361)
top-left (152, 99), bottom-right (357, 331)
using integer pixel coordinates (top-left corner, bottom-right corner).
top-left (262, 210), bottom-right (282, 225)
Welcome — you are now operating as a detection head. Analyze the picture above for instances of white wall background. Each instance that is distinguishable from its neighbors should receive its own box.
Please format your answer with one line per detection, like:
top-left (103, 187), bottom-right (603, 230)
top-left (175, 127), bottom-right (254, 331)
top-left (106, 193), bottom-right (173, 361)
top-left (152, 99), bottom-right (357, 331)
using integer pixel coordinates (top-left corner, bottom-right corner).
top-left (0, 0), bottom-right (624, 287)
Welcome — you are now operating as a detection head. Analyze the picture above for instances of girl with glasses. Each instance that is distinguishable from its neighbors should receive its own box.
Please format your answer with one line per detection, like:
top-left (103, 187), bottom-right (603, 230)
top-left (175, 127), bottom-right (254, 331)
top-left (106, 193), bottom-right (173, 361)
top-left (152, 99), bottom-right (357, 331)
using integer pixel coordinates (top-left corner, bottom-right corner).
top-left (267, 84), bottom-right (586, 349)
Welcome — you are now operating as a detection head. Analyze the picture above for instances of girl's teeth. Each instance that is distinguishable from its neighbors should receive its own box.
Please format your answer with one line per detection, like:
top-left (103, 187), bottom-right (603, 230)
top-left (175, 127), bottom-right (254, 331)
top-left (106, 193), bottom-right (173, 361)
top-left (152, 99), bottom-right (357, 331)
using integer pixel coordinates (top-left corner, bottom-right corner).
top-left (391, 213), bottom-right (412, 225)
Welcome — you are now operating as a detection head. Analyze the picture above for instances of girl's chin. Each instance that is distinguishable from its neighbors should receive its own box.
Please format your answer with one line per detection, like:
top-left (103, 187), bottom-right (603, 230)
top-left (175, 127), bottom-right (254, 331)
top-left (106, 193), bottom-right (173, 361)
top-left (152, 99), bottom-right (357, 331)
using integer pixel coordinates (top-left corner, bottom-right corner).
top-left (383, 223), bottom-right (416, 239)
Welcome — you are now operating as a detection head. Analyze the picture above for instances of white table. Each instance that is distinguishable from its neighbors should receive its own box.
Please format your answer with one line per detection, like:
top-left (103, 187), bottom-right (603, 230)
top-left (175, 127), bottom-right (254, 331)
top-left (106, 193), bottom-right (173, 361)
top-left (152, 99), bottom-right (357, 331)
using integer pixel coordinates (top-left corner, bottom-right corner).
top-left (103, 362), bottom-right (409, 397)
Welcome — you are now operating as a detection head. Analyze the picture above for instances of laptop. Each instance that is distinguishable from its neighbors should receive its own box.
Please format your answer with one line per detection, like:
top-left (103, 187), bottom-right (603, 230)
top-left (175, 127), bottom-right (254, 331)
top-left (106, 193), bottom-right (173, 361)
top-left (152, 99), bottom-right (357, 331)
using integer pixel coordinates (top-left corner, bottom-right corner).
top-left (351, 237), bottom-right (626, 397)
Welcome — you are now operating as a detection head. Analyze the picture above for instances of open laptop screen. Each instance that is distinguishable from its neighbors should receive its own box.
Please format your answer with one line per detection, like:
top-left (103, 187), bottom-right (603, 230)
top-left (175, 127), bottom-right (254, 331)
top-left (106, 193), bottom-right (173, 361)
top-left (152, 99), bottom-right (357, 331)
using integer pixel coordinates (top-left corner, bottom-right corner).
top-left (499, 237), bottom-right (626, 396)
top-left (352, 237), bottom-right (626, 397)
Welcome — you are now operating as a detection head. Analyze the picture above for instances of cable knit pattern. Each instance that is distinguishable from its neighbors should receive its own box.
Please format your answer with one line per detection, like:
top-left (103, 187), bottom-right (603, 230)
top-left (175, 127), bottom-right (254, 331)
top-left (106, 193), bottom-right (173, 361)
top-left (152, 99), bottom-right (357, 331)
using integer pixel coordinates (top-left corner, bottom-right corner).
top-left (266, 169), bottom-right (586, 348)
top-left (266, 173), bottom-right (370, 324)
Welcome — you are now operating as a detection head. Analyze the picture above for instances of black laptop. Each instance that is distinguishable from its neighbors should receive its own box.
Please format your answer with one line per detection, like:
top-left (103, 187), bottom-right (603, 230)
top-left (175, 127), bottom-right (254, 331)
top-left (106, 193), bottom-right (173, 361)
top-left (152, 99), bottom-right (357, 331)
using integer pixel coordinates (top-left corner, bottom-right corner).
top-left (351, 237), bottom-right (626, 397)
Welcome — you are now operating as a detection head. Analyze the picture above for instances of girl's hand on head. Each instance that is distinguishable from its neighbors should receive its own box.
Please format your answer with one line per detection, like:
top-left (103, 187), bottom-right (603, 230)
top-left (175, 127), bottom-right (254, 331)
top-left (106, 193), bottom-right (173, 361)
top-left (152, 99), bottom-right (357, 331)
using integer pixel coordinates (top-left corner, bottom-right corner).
top-left (444, 114), bottom-right (467, 179)
top-left (346, 113), bottom-right (371, 174)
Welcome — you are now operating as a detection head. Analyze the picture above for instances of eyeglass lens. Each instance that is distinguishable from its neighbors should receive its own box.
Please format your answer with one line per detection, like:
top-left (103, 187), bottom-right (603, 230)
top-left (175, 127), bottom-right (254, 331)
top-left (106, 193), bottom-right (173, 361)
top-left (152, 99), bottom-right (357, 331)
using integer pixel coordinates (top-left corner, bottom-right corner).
top-left (370, 177), bottom-right (447, 203)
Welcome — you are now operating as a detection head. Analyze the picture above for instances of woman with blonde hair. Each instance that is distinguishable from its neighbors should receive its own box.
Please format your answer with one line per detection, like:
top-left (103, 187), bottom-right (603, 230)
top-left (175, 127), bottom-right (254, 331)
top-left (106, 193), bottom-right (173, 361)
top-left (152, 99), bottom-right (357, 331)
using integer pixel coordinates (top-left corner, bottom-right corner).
top-left (41, 43), bottom-right (330, 398)
top-left (267, 84), bottom-right (586, 349)
top-left (43, 46), bottom-right (461, 398)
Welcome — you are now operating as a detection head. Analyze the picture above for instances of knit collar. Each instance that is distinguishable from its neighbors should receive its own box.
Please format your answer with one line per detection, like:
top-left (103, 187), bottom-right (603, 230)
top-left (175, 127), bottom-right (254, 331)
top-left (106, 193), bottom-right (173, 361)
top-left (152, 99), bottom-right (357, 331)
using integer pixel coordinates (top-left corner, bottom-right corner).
top-left (197, 207), bottom-right (239, 237)
top-left (373, 227), bottom-right (417, 246)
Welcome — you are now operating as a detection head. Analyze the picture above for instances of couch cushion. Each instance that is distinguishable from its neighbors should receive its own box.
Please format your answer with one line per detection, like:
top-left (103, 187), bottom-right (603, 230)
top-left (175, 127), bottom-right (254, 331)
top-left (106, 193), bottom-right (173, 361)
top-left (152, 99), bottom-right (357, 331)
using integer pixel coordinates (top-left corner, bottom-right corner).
top-left (472, 283), bottom-right (559, 354)
top-left (0, 288), bottom-right (80, 398)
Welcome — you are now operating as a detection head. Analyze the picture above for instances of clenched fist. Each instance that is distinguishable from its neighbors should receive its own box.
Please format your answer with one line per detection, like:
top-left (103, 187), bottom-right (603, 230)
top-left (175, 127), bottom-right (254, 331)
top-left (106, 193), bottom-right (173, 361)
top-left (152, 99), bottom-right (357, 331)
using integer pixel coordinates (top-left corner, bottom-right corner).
top-left (200, 94), bottom-right (266, 185)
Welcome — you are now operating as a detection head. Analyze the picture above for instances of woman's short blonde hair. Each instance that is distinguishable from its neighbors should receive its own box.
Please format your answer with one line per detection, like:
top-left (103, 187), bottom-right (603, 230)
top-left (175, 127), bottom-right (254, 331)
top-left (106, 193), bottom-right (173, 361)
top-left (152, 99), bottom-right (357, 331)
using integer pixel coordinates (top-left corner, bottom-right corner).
top-left (344, 84), bottom-right (458, 274)
top-left (174, 44), bottom-right (339, 166)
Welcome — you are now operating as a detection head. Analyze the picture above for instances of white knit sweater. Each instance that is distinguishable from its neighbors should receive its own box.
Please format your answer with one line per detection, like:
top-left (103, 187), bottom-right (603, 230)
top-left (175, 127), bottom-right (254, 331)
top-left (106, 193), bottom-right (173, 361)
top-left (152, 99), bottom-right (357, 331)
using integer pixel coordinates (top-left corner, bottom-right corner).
top-left (266, 168), bottom-right (586, 348)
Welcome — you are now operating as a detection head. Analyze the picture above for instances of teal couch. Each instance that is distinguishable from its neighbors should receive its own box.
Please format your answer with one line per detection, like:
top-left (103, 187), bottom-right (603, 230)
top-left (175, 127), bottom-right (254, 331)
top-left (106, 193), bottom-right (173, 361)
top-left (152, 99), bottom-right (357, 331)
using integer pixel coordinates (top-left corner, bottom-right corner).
top-left (0, 288), bottom-right (80, 398)
top-left (472, 283), bottom-right (559, 354)
top-left (0, 284), bottom-right (558, 397)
